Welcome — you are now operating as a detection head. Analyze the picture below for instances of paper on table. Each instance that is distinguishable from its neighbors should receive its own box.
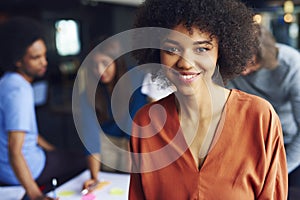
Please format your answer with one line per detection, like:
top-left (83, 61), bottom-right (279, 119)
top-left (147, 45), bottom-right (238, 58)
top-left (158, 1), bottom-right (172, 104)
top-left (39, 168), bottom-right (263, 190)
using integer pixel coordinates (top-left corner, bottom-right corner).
top-left (81, 193), bottom-right (96, 200)
top-left (0, 185), bottom-right (25, 200)
top-left (48, 170), bottom-right (130, 200)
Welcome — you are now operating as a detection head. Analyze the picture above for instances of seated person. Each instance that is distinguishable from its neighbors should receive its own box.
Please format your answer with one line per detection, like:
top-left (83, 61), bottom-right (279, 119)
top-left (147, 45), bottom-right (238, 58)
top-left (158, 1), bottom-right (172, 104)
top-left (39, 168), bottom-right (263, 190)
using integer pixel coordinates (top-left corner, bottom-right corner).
top-left (0, 17), bottom-right (86, 200)
top-left (72, 36), bottom-right (148, 193)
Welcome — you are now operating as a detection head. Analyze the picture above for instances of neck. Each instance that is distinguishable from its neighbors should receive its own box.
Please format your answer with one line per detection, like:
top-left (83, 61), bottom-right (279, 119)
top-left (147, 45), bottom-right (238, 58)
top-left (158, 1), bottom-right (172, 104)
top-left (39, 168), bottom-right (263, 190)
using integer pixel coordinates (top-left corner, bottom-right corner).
top-left (16, 70), bottom-right (33, 83)
top-left (175, 83), bottom-right (229, 121)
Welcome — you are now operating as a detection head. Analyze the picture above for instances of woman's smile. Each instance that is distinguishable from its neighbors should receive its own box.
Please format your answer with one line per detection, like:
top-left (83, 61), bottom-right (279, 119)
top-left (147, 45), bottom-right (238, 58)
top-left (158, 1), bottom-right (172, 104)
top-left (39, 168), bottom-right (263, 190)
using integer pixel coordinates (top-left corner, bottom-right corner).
top-left (176, 71), bottom-right (203, 84)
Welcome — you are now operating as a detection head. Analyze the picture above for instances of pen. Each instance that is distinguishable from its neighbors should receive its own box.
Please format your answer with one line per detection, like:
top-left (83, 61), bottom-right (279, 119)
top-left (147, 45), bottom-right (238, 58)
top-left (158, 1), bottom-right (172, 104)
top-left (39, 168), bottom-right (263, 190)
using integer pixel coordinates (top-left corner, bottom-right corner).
top-left (81, 180), bottom-right (99, 195)
top-left (52, 178), bottom-right (57, 198)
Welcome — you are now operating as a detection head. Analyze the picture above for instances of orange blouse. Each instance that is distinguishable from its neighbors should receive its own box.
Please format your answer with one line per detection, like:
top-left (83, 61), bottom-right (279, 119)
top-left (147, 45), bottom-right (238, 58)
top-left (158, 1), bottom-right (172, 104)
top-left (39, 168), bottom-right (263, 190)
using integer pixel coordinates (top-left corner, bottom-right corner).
top-left (129, 89), bottom-right (287, 200)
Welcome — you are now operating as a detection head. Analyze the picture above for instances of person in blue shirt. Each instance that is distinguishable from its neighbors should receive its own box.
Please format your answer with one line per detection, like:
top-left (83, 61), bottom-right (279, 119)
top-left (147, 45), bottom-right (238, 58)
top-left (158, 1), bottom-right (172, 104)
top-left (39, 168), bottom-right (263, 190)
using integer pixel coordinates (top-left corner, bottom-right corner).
top-left (227, 25), bottom-right (300, 192)
top-left (0, 17), bottom-right (86, 200)
top-left (73, 36), bottom-right (148, 193)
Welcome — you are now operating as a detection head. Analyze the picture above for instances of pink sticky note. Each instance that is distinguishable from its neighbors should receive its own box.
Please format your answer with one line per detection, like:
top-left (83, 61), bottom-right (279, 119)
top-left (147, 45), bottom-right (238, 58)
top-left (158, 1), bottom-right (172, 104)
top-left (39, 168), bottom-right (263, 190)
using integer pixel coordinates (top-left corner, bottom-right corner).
top-left (81, 193), bottom-right (96, 200)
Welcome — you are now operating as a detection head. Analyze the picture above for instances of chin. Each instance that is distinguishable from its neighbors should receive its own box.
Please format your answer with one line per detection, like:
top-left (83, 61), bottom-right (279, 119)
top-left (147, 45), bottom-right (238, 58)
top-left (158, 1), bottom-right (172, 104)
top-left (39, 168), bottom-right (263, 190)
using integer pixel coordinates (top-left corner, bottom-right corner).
top-left (176, 87), bottom-right (197, 97)
top-left (35, 73), bottom-right (45, 78)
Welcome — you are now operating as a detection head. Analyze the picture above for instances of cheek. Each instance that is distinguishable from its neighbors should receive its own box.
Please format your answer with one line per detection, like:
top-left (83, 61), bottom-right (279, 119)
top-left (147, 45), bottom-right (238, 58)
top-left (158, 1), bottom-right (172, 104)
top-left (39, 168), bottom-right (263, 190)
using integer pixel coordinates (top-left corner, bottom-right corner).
top-left (106, 64), bottom-right (116, 78)
top-left (196, 52), bottom-right (217, 66)
top-left (160, 53), bottom-right (176, 68)
top-left (193, 54), bottom-right (217, 75)
top-left (196, 60), bottom-right (215, 71)
top-left (163, 67), bottom-right (177, 84)
top-left (160, 52), bottom-right (167, 65)
top-left (92, 63), bottom-right (102, 77)
top-left (93, 67), bottom-right (101, 77)
top-left (25, 61), bottom-right (37, 71)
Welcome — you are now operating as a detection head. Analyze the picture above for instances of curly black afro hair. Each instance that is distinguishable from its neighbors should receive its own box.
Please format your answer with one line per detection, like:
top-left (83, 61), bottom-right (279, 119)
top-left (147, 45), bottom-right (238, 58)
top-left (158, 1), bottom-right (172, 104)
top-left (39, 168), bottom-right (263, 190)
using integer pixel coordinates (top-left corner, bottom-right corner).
top-left (133, 0), bottom-right (259, 82)
top-left (0, 16), bottom-right (46, 73)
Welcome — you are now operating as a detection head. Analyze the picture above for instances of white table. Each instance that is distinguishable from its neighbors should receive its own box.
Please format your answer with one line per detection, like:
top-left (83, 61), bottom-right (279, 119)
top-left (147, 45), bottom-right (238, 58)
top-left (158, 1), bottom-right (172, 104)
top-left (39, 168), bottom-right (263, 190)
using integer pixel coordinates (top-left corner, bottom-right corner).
top-left (0, 185), bottom-right (25, 200)
top-left (49, 170), bottom-right (130, 200)
top-left (0, 170), bottom-right (130, 200)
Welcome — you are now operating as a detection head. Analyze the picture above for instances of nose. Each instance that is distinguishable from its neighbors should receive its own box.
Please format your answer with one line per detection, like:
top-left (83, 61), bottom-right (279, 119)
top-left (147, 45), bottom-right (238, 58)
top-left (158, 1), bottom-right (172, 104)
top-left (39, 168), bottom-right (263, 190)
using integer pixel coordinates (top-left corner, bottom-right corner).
top-left (176, 52), bottom-right (194, 70)
top-left (41, 56), bottom-right (48, 67)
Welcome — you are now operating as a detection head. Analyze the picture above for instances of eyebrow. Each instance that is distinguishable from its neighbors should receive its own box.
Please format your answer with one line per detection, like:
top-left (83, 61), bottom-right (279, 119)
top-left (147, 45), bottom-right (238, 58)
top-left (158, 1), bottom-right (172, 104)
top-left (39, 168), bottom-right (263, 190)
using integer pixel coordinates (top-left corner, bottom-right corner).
top-left (162, 38), bottom-right (213, 46)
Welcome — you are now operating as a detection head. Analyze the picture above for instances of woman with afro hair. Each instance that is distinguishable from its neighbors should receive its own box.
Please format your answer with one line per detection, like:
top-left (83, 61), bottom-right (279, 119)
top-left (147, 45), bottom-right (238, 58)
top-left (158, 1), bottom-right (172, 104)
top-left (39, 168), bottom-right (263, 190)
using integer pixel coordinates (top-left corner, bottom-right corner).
top-left (129, 0), bottom-right (288, 199)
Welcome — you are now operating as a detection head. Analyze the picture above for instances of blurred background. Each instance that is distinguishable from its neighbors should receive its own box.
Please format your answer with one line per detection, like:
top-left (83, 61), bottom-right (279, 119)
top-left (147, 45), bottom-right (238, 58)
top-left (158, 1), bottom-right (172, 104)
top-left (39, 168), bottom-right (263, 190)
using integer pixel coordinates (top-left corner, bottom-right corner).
top-left (0, 0), bottom-right (298, 150)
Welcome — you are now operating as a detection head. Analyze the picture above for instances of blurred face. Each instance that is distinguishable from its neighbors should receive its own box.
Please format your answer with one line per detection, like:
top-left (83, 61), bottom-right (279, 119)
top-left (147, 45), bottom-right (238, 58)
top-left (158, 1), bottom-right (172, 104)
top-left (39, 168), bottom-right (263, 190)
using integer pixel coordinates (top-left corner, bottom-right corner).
top-left (160, 24), bottom-right (218, 96)
top-left (240, 56), bottom-right (261, 76)
top-left (92, 52), bottom-right (116, 84)
top-left (16, 39), bottom-right (48, 82)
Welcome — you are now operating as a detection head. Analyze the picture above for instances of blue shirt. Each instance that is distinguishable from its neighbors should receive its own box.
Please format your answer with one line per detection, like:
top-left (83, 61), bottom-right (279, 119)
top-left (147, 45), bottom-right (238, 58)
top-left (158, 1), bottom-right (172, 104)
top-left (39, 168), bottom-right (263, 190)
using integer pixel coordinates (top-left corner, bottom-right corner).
top-left (0, 72), bottom-right (46, 184)
top-left (227, 43), bottom-right (300, 173)
top-left (75, 67), bottom-right (148, 155)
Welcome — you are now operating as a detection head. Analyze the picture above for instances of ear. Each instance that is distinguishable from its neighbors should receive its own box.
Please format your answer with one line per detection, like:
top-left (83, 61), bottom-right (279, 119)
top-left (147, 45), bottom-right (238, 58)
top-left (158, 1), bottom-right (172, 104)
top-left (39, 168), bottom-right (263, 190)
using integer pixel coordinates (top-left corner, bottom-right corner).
top-left (15, 60), bottom-right (22, 68)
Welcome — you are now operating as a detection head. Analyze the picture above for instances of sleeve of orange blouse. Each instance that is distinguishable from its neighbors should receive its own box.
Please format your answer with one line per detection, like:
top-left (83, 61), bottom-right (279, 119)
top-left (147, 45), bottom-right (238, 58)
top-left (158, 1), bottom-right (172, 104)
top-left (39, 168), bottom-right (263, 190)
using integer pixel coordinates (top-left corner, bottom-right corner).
top-left (257, 111), bottom-right (288, 200)
top-left (129, 172), bottom-right (145, 200)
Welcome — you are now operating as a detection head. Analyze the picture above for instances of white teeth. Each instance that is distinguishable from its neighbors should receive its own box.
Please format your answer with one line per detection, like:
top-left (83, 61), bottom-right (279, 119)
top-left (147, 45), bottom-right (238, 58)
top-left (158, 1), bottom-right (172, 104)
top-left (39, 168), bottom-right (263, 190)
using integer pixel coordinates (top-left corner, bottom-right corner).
top-left (181, 74), bottom-right (197, 80)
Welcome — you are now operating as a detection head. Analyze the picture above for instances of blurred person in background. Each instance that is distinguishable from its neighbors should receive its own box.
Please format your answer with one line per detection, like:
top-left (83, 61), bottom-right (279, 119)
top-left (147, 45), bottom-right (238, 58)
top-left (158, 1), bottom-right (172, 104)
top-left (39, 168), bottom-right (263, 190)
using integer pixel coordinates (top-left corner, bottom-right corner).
top-left (0, 16), bottom-right (86, 200)
top-left (74, 36), bottom-right (148, 194)
top-left (227, 25), bottom-right (300, 188)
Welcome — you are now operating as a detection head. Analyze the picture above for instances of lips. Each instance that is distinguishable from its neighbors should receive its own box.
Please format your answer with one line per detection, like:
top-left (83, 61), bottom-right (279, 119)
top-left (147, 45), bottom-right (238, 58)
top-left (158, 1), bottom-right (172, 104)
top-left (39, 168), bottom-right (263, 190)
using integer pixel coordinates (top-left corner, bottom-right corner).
top-left (177, 71), bottom-right (202, 82)
top-left (39, 67), bottom-right (47, 75)
top-left (180, 73), bottom-right (199, 80)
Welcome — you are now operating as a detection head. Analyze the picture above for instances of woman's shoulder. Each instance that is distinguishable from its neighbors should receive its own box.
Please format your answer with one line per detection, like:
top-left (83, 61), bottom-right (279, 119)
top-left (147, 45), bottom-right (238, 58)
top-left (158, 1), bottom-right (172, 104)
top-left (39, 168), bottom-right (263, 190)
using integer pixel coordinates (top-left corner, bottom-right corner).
top-left (229, 89), bottom-right (282, 139)
top-left (229, 89), bottom-right (276, 116)
top-left (133, 94), bottom-right (174, 121)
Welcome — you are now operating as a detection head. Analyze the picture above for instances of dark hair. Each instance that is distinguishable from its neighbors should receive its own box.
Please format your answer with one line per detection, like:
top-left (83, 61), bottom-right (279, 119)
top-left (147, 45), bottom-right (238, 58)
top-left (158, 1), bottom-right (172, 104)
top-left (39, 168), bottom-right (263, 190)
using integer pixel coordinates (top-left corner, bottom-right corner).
top-left (254, 25), bottom-right (278, 70)
top-left (133, 0), bottom-right (259, 82)
top-left (0, 16), bottom-right (46, 72)
top-left (86, 35), bottom-right (128, 122)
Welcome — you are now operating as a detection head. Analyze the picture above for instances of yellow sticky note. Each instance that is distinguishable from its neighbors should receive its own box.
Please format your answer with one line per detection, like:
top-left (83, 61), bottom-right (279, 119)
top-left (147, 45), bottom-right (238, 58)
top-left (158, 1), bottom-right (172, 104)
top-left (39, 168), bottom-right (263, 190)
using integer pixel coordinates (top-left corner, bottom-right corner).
top-left (109, 188), bottom-right (125, 195)
top-left (58, 190), bottom-right (75, 197)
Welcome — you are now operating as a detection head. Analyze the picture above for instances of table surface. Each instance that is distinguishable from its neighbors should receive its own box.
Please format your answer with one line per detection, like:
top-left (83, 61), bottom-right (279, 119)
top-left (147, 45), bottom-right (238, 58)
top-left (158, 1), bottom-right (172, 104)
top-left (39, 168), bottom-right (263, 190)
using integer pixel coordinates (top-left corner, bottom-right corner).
top-left (0, 170), bottom-right (130, 200)
top-left (0, 185), bottom-right (25, 200)
top-left (48, 170), bottom-right (130, 200)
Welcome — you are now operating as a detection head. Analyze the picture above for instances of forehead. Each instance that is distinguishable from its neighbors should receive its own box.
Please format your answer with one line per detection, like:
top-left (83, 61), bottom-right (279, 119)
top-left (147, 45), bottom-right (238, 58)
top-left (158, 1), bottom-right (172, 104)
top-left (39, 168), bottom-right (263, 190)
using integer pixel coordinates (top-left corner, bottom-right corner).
top-left (163, 24), bottom-right (217, 45)
top-left (92, 52), bottom-right (113, 61)
top-left (25, 39), bottom-right (47, 54)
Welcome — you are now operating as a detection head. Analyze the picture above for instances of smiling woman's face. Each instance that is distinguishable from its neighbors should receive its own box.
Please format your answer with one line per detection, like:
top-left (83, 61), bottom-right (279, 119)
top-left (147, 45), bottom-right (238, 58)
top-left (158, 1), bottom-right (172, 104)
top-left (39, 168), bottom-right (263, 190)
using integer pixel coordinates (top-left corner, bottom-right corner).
top-left (160, 24), bottom-right (219, 96)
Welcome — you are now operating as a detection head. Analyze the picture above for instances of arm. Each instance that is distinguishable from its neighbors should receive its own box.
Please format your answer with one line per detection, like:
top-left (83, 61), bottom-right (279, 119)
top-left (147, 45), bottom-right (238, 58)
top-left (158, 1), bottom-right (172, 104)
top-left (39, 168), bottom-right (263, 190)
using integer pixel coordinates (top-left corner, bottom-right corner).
top-left (37, 135), bottom-right (55, 151)
top-left (284, 71), bottom-right (300, 173)
top-left (8, 131), bottom-right (56, 200)
top-left (74, 82), bottom-right (102, 193)
top-left (87, 153), bottom-right (100, 180)
top-left (82, 154), bottom-right (100, 193)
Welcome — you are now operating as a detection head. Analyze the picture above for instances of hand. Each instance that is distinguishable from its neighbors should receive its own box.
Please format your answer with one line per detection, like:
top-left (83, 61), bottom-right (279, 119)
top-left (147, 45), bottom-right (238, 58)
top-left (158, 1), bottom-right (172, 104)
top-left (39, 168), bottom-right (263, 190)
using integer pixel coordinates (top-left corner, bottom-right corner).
top-left (82, 179), bottom-right (99, 194)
